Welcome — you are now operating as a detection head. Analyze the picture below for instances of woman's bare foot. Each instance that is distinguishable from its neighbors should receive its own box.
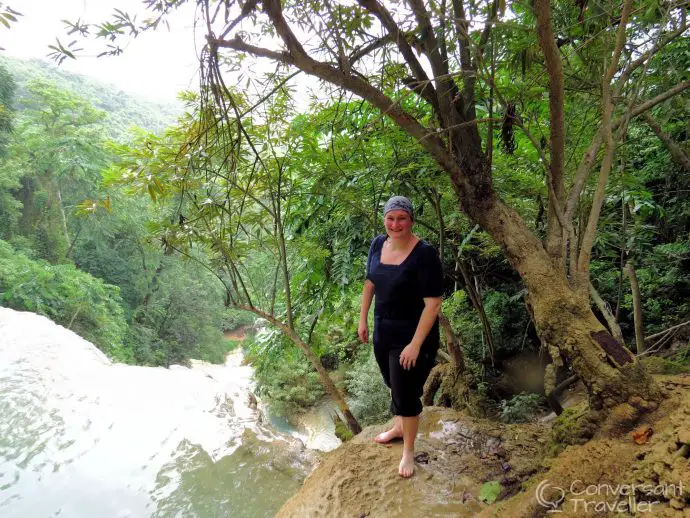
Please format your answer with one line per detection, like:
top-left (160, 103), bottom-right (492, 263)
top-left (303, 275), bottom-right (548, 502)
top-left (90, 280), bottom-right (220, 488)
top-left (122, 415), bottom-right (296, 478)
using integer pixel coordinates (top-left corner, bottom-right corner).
top-left (398, 449), bottom-right (415, 477)
top-left (373, 426), bottom-right (403, 444)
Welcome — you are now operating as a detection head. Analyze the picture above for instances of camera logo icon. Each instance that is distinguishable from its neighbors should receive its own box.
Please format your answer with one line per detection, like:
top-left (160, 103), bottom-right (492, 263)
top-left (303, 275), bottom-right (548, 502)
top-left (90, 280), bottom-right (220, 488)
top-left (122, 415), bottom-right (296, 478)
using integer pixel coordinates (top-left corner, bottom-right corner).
top-left (536, 479), bottom-right (566, 513)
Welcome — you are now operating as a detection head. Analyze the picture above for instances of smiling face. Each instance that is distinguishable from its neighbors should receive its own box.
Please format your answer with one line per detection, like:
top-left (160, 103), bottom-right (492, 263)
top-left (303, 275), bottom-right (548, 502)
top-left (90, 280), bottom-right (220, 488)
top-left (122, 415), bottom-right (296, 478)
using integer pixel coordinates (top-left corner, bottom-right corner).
top-left (384, 209), bottom-right (413, 239)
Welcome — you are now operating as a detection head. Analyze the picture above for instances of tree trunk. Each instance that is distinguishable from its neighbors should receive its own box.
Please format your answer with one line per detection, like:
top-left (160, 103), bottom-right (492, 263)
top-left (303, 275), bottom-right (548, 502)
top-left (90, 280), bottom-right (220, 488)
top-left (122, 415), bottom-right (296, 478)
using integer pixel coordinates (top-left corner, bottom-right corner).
top-left (438, 311), bottom-right (464, 374)
top-left (624, 262), bottom-right (645, 354)
top-left (462, 189), bottom-right (661, 412)
top-left (457, 260), bottom-right (495, 364)
top-left (642, 113), bottom-right (690, 173)
top-left (55, 185), bottom-right (71, 252)
top-left (589, 283), bottom-right (624, 345)
top-left (18, 175), bottom-right (37, 233)
top-left (297, 337), bottom-right (362, 434)
top-left (65, 226), bottom-right (82, 259)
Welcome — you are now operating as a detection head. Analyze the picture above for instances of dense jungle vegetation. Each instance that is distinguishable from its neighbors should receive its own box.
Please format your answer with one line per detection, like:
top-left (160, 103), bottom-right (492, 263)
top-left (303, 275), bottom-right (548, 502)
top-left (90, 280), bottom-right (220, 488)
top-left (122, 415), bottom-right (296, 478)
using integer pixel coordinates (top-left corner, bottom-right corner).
top-left (1, 0), bottom-right (689, 432)
top-left (0, 56), bottom-right (249, 366)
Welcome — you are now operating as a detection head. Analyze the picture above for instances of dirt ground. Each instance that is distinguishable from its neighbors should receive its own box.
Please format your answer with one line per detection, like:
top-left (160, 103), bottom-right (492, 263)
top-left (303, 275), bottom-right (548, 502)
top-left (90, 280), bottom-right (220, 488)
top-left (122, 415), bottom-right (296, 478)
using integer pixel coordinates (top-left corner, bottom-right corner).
top-left (277, 374), bottom-right (690, 518)
top-left (223, 325), bottom-right (252, 341)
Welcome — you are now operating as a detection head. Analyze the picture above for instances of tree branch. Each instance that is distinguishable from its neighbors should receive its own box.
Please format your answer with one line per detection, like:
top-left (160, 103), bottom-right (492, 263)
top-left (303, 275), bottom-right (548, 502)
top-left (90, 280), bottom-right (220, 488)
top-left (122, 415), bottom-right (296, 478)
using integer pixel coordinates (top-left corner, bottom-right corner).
top-left (622, 79), bottom-right (690, 122)
top-left (249, 0), bottom-right (471, 199)
top-left (566, 79), bottom-right (690, 220)
top-left (405, 0), bottom-right (456, 123)
top-left (450, 0), bottom-right (473, 107)
top-left (589, 282), bottom-right (624, 344)
top-left (349, 33), bottom-right (395, 63)
top-left (614, 21), bottom-right (689, 97)
top-left (642, 112), bottom-right (690, 173)
top-left (356, 0), bottom-right (440, 113)
top-left (534, 0), bottom-right (566, 261)
top-left (210, 35), bottom-right (294, 65)
top-left (576, 0), bottom-right (634, 282)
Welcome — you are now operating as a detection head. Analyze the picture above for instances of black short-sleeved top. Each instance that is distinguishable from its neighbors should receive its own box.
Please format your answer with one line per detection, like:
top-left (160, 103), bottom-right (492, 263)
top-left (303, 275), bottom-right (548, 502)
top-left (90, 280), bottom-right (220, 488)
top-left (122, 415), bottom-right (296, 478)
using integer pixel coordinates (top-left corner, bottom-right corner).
top-left (366, 234), bottom-right (443, 328)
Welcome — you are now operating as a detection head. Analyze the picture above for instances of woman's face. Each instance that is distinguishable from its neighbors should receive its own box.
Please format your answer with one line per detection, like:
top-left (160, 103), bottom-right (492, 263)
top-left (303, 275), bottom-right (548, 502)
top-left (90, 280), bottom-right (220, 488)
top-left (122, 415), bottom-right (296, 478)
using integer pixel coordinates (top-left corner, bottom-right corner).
top-left (384, 210), bottom-right (413, 239)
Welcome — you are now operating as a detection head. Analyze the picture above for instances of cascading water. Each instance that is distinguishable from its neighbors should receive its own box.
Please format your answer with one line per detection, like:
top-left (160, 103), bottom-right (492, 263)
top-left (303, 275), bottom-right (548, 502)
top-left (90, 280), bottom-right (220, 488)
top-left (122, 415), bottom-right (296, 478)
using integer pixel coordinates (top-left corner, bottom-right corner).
top-left (0, 307), bottom-right (332, 517)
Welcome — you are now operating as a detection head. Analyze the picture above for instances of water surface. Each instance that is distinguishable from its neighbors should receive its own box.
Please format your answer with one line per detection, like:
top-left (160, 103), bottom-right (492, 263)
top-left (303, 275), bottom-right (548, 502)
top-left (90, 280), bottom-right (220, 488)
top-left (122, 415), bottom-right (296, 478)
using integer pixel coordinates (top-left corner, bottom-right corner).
top-left (0, 308), bottom-right (315, 518)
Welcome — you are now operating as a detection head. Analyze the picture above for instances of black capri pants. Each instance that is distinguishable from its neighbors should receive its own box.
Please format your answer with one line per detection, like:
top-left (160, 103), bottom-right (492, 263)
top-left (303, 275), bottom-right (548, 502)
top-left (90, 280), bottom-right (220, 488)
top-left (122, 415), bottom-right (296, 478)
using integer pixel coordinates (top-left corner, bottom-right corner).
top-left (373, 317), bottom-right (438, 417)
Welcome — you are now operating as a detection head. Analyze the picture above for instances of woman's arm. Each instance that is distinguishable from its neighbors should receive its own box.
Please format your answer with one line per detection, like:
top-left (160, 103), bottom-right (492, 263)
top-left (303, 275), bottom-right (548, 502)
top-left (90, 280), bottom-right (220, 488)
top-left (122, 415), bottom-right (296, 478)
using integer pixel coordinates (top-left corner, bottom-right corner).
top-left (358, 280), bottom-right (375, 343)
top-left (399, 296), bottom-right (442, 369)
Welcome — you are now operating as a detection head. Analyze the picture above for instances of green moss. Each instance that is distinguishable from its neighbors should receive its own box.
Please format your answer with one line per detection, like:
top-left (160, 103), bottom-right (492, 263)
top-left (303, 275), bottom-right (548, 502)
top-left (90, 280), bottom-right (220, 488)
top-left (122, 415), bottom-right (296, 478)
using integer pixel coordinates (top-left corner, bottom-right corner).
top-left (334, 418), bottom-right (354, 442)
top-left (640, 356), bottom-right (690, 375)
top-left (548, 404), bottom-right (590, 457)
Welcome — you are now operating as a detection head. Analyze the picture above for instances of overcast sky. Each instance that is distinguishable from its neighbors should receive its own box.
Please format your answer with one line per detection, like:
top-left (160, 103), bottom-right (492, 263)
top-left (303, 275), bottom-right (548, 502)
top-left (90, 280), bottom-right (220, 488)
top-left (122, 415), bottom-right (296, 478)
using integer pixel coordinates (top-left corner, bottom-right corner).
top-left (1, 0), bottom-right (202, 103)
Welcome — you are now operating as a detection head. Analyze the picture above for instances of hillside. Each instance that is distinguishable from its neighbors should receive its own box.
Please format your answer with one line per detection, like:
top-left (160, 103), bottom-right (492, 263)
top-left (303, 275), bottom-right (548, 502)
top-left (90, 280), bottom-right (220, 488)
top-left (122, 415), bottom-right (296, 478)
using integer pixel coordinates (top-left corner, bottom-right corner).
top-left (0, 55), bottom-right (181, 138)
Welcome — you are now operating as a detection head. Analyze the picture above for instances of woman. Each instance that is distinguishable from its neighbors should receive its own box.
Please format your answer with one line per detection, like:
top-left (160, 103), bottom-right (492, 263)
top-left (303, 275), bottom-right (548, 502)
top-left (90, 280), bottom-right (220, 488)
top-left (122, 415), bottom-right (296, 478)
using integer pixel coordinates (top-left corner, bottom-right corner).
top-left (358, 195), bottom-right (443, 477)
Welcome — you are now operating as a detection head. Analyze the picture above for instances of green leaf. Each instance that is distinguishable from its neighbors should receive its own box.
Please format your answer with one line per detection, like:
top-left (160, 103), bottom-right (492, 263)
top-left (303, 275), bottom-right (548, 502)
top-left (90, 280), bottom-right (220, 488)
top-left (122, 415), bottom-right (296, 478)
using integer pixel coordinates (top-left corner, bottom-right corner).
top-left (479, 481), bottom-right (501, 504)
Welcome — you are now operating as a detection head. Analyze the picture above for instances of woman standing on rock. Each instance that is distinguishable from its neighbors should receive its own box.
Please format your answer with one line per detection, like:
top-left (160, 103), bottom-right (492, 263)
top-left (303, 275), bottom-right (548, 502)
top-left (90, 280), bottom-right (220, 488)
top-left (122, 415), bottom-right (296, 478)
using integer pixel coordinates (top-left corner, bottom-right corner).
top-left (358, 195), bottom-right (443, 477)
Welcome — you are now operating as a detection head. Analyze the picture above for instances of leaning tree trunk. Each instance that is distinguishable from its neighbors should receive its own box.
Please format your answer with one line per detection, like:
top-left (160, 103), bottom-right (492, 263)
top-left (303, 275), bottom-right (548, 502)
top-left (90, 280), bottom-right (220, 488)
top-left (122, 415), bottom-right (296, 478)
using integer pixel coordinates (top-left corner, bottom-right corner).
top-left (465, 191), bottom-right (661, 414)
top-left (236, 304), bottom-right (362, 435)
top-left (299, 339), bottom-right (362, 434)
top-left (424, 316), bottom-right (493, 417)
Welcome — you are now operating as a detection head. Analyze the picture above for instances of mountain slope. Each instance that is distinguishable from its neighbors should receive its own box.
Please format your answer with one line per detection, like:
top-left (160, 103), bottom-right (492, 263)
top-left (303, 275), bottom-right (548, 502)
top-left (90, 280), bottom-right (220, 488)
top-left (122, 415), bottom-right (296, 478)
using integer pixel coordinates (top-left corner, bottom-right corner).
top-left (0, 55), bottom-right (181, 138)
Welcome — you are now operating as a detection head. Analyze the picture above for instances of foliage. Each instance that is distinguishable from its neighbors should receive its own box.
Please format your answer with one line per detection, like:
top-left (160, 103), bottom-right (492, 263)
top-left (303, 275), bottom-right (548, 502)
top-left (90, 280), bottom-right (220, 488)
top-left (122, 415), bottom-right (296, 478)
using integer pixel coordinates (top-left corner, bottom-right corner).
top-left (442, 287), bottom-right (531, 371)
top-left (0, 63), bottom-right (17, 237)
top-left (0, 239), bottom-right (131, 361)
top-left (70, 193), bottom-right (231, 366)
top-left (0, 63), bottom-right (14, 156)
top-left (1, 77), bottom-right (111, 262)
top-left (0, 61), bottom-right (230, 369)
top-left (126, 255), bottom-right (230, 366)
top-left (244, 328), bottom-right (325, 418)
top-left (0, 4), bottom-right (20, 32)
top-left (221, 308), bottom-right (256, 331)
top-left (345, 347), bottom-right (392, 426)
top-left (499, 393), bottom-right (544, 424)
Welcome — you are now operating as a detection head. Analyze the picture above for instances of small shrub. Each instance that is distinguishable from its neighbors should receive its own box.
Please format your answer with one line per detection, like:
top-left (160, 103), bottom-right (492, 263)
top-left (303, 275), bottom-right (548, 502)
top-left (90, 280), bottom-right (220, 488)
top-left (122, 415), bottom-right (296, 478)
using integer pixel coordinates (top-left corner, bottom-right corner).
top-left (346, 347), bottom-right (392, 426)
top-left (499, 392), bottom-right (543, 423)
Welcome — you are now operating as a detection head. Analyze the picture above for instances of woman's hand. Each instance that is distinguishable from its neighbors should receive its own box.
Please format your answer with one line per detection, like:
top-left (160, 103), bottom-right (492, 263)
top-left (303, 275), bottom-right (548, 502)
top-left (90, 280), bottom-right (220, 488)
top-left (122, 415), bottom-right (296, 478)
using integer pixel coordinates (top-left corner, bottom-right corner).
top-left (399, 344), bottom-right (421, 370)
top-left (357, 321), bottom-right (369, 343)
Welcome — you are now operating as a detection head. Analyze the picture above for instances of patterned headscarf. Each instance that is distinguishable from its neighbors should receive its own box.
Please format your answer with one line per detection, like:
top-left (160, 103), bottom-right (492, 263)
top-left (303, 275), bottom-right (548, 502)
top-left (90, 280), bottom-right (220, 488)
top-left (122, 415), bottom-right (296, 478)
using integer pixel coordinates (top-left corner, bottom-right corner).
top-left (383, 195), bottom-right (414, 220)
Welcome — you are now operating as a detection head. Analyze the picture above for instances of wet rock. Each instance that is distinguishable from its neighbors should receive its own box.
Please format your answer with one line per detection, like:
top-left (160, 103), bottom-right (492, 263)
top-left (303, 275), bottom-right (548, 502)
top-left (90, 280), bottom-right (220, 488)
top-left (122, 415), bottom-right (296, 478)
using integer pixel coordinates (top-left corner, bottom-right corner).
top-left (414, 451), bottom-right (429, 464)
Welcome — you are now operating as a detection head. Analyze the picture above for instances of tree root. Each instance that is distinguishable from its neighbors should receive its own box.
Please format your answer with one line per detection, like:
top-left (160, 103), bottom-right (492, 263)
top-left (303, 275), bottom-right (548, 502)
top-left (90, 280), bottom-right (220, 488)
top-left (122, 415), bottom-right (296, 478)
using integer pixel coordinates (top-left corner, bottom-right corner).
top-left (422, 363), bottom-right (493, 417)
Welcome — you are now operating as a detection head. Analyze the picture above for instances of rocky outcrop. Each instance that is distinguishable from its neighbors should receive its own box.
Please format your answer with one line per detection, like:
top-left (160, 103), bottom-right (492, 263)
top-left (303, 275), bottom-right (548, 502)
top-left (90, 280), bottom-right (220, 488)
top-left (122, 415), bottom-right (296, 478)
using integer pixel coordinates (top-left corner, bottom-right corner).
top-left (277, 407), bottom-right (550, 517)
top-left (278, 376), bottom-right (690, 517)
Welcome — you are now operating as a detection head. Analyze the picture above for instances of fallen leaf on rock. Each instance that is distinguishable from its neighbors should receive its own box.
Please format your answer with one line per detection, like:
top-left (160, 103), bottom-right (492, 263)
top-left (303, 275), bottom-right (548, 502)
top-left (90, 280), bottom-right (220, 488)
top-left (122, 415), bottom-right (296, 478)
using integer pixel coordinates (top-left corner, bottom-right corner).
top-left (632, 425), bottom-right (653, 444)
top-left (479, 480), bottom-right (501, 504)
